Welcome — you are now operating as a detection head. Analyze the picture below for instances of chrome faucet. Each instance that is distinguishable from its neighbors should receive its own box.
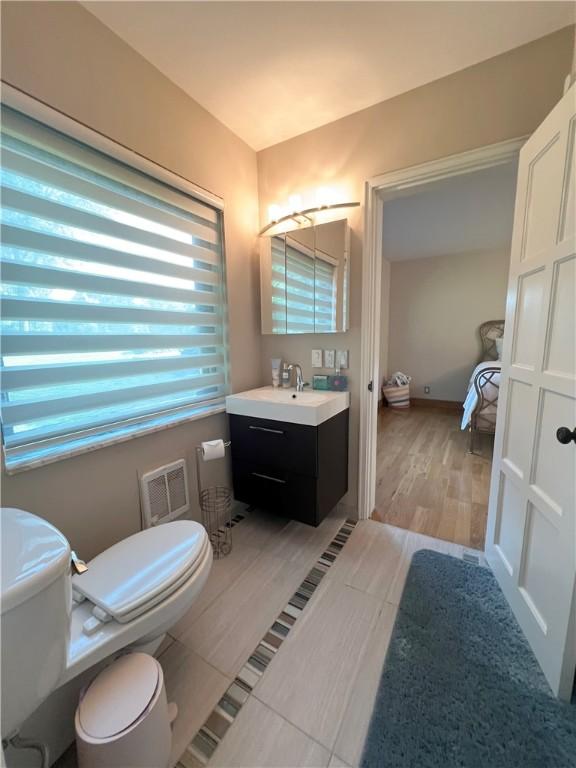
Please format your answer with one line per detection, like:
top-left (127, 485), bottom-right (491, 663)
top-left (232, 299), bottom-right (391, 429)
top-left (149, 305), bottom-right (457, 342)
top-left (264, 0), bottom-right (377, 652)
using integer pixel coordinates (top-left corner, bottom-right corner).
top-left (288, 363), bottom-right (305, 392)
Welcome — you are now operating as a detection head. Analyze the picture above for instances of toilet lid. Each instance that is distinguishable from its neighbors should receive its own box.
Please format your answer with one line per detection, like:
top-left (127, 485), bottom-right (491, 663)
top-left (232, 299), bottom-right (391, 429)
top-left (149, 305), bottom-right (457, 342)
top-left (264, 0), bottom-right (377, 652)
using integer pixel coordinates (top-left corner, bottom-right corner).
top-left (72, 521), bottom-right (208, 623)
top-left (77, 653), bottom-right (161, 738)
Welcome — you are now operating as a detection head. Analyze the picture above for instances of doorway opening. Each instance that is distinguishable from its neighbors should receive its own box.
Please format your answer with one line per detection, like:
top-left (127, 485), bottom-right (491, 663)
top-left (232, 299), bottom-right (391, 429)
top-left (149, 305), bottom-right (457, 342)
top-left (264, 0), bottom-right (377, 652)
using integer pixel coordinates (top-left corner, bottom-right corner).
top-left (372, 161), bottom-right (518, 549)
top-left (358, 139), bottom-right (525, 535)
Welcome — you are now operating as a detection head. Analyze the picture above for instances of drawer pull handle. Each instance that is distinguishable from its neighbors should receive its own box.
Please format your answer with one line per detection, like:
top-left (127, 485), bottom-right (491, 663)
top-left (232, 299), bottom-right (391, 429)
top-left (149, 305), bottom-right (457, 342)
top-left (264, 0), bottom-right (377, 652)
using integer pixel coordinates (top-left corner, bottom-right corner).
top-left (251, 472), bottom-right (286, 484)
top-left (248, 425), bottom-right (285, 435)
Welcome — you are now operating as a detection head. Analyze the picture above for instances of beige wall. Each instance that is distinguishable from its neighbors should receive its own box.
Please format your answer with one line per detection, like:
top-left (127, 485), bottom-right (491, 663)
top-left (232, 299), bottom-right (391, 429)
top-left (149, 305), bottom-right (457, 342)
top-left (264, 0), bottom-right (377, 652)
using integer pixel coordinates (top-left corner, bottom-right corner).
top-left (0, 4), bottom-right (573, 543)
top-left (387, 249), bottom-right (510, 402)
top-left (258, 26), bottom-right (574, 508)
top-left (572, 25), bottom-right (576, 81)
top-left (0, 1), bottom-right (261, 559)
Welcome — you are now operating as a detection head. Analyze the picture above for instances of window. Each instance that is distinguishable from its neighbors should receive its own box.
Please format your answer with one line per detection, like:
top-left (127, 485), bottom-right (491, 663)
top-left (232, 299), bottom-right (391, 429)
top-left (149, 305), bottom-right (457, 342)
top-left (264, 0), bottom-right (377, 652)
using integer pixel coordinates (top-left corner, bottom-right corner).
top-left (0, 104), bottom-right (228, 472)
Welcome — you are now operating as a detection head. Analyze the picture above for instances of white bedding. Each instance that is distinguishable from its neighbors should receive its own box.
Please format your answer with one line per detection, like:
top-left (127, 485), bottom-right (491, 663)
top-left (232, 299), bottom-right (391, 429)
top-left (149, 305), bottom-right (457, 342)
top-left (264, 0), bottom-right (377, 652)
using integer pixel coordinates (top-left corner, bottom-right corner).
top-left (461, 361), bottom-right (502, 430)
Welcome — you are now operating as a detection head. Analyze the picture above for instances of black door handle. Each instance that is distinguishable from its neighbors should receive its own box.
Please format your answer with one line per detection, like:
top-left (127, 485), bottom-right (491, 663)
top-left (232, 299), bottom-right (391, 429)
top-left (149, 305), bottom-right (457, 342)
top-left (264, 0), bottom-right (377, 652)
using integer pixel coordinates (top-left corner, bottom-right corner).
top-left (556, 426), bottom-right (576, 445)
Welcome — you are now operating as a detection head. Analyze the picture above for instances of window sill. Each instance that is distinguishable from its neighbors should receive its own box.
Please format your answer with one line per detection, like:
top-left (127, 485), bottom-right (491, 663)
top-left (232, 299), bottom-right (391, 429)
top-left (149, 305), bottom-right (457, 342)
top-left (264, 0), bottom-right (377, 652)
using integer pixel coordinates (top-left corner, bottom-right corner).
top-left (3, 402), bottom-right (226, 475)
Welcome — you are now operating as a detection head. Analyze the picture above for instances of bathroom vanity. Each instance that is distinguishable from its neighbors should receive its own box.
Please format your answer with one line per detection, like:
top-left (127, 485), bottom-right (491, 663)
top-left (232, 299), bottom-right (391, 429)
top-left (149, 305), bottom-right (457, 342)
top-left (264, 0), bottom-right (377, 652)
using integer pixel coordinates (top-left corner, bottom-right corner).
top-left (226, 387), bottom-right (349, 526)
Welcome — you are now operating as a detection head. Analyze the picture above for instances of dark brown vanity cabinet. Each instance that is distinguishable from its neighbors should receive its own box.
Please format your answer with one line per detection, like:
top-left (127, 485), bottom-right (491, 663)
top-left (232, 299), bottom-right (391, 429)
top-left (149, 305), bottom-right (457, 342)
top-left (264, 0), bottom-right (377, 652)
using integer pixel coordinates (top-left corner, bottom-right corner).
top-left (229, 409), bottom-right (349, 526)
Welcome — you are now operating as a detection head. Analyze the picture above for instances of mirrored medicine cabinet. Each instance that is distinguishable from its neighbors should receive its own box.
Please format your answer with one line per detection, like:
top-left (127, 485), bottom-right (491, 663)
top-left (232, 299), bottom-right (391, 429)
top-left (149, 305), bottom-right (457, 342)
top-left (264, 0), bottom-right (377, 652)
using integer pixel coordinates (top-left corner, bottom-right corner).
top-left (260, 218), bottom-right (350, 335)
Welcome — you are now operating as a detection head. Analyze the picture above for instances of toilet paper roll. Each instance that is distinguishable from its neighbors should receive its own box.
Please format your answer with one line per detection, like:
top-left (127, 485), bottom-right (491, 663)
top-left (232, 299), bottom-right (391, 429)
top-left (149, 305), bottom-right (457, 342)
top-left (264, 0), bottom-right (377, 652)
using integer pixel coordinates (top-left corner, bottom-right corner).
top-left (201, 439), bottom-right (226, 461)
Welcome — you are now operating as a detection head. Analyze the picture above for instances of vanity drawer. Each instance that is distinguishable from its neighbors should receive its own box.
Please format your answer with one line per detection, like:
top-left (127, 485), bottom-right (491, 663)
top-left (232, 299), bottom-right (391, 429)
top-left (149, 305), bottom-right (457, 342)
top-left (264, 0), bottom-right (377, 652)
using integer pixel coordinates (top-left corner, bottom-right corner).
top-left (231, 460), bottom-right (319, 525)
top-left (229, 414), bottom-right (318, 476)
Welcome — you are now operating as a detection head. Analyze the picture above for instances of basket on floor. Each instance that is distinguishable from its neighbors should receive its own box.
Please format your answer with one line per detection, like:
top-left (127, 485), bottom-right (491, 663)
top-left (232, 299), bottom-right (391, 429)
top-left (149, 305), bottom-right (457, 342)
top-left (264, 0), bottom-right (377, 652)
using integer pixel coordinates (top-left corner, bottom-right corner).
top-left (199, 485), bottom-right (232, 558)
top-left (382, 383), bottom-right (411, 409)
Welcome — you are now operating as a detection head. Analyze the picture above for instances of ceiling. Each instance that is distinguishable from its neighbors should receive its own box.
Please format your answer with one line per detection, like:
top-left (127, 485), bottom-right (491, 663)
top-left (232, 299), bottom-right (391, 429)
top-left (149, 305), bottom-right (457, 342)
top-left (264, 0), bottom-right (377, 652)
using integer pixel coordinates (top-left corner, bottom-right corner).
top-left (382, 161), bottom-right (518, 262)
top-left (83, 2), bottom-right (575, 150)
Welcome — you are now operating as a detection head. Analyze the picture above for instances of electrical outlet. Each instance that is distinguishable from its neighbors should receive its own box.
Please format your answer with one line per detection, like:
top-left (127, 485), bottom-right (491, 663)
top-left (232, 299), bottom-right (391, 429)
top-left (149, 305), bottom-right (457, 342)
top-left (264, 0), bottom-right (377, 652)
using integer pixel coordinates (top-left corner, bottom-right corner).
top-left (424, 385), bottom-right (431, 394)
top-left (311, 349), bottom-right (323, 368)
top-left (336, 350), bottom-right (349, 370)
top-left (323, 349), bottom-right (335, 368)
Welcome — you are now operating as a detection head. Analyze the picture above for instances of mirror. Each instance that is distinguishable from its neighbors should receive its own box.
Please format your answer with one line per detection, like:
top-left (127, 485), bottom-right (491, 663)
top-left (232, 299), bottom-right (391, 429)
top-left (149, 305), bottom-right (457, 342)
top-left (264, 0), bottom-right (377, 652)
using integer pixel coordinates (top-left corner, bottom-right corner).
top-left (260, 219), bottom-right (350, 334)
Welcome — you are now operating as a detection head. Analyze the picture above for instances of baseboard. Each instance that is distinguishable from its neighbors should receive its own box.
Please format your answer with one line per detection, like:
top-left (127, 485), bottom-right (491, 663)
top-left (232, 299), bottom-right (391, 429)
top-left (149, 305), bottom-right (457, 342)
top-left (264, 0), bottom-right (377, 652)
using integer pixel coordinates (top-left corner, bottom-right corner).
top-left (410, 398), bottom-right (463, 411)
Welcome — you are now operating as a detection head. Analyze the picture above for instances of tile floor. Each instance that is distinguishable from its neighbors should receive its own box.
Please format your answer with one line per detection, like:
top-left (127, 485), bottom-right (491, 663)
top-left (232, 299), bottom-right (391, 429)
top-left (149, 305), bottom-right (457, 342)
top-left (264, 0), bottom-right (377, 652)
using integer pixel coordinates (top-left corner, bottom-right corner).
top-left (157, 507), bottom-right (481, 768)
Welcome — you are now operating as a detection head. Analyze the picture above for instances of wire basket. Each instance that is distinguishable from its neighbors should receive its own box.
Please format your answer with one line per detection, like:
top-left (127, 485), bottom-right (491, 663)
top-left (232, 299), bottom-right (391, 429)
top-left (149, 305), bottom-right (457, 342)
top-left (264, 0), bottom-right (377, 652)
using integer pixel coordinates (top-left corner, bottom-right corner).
top-left (200, 486), bottom-right (232, 558)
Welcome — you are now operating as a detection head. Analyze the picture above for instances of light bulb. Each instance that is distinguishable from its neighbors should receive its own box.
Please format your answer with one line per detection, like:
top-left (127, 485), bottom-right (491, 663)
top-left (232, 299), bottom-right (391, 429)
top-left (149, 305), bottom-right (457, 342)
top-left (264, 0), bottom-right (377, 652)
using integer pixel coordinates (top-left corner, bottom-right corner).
top-left (315, 187), bottom-right (334, 208)
top-left (288, 194), bottom-right (302, 213)
top-left (268, 204), bottom-right (282, 222)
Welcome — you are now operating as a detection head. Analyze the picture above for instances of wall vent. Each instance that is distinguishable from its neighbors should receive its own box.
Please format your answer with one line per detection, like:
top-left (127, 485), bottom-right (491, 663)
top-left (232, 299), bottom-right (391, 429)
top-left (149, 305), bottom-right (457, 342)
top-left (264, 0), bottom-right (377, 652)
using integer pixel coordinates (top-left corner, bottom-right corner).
top-left (140, 459), bottom-right (190, 528)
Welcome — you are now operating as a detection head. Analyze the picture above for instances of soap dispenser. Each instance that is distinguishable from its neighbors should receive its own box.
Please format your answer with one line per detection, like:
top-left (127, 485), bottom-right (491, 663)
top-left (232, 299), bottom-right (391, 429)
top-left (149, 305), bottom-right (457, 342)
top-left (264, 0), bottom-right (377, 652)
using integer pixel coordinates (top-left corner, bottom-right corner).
top-left (281, 362), bottom-right (291, 388)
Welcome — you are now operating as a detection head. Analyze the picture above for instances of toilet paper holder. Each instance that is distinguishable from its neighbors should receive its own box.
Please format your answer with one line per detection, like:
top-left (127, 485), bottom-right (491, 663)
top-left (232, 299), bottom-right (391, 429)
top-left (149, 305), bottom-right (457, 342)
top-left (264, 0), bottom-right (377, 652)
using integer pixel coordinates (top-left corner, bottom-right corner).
top-left (194, 440), bottom-right (233, 558)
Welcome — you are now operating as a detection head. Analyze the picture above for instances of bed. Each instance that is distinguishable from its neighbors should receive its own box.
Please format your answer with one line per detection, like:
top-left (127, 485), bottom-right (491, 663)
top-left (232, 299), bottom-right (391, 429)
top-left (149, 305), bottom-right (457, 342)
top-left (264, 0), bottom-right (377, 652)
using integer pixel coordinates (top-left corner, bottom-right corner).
top-left (461, 320), bottom-right (504, 453)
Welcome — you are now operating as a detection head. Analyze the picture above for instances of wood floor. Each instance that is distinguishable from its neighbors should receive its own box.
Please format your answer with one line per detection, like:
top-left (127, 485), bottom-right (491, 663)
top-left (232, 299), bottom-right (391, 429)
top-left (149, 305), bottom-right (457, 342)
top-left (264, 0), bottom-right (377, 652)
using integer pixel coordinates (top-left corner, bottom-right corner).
top-left (372, 405), bottom-right (493, 550)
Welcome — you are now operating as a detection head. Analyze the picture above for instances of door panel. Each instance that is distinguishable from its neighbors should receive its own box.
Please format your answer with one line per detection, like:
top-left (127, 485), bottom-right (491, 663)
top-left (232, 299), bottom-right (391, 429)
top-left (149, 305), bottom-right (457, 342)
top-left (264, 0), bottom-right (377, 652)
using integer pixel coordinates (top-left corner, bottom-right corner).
top-left (519, 502), bottom-right (562, 633)
top-left (521, 134), bottom-right (564, 261)
top-left (531, 389), bottom-right (575, 516)
top-left (544, 255), bottom-right (575, 376)
top-left (486, 84), bottom-right (576, 699)
top-left (559, 118), bottom-right (575, 243)
top-left (510, 269), bottom-right (546, 368)
top-left (502, 379), bottom-right (532, 477)
top-left (494, 473), bottom-right (525, 576)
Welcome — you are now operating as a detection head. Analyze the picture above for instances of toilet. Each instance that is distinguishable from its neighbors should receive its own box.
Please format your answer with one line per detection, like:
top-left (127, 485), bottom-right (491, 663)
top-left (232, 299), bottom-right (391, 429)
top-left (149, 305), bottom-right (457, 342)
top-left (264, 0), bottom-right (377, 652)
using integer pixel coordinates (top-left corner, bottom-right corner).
top-left (0, 507), bottom-right (212, 742)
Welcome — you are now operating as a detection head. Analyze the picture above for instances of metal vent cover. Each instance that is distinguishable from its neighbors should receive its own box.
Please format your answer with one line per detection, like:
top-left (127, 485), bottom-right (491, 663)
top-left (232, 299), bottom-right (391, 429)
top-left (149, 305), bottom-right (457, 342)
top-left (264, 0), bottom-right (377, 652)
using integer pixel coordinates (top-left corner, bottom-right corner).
top-left (140, 459), bottom-right (190, 528)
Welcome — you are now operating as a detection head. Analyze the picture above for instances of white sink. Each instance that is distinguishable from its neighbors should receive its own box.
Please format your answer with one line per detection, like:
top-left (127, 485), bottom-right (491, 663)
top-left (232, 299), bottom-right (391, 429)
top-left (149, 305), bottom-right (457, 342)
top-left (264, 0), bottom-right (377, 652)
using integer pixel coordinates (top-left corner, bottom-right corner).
top-left (225, 386), bottom-right (350, 426)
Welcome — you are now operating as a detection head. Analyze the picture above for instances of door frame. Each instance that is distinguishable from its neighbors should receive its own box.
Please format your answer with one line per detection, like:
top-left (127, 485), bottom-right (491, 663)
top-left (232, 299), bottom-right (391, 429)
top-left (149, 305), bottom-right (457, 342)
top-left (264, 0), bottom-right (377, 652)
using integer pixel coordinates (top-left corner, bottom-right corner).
top-left (358, 137), bottom-right (527, 521)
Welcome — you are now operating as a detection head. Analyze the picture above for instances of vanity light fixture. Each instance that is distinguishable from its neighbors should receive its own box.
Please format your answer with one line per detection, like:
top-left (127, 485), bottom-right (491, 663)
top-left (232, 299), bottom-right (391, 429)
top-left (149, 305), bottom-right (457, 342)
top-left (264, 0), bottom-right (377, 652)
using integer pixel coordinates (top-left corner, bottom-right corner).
top-left (260, 190), bottom-right (359, 236)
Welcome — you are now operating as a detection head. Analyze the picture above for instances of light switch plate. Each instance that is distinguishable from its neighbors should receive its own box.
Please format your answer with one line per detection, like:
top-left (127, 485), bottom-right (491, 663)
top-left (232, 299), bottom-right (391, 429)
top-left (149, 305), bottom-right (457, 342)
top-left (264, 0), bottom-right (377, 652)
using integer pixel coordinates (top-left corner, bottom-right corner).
top-left (323, 349), bottom-right (335, 368)
top-left (336, 350), bottom-right (349, 369)
top-left (311, 349), bottom-right (323, 368)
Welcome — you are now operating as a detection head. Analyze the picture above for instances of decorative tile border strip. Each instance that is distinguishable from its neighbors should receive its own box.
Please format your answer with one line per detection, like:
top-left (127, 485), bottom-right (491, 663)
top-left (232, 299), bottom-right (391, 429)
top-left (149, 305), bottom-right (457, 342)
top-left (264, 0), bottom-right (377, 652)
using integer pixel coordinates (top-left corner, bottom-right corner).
top-left (229, 510), bottom-right (247, 527)
top-left (206, 507), bottom-right (248, 559)
top-left (177, 519), bottom-right (357, 768)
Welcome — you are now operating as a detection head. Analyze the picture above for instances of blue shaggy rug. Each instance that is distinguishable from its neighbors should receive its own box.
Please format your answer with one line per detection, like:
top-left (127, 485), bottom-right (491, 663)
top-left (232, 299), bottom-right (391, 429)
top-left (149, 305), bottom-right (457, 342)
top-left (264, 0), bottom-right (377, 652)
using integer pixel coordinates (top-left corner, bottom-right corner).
top-left (361, 550), bottom-right (576, 768)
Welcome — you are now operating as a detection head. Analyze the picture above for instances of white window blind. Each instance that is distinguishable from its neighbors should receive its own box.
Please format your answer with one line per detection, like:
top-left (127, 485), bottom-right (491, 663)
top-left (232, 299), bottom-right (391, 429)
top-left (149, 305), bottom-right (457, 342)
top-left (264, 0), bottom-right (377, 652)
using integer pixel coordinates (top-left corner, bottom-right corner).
top-left (314, 254), bottom-right (337, 333)
top-left (0, 105), bottom-right (228, 472)
top-left (270, 235), bottom-right (287, 334)
top-left (285, 242), bottom-right (316, 333)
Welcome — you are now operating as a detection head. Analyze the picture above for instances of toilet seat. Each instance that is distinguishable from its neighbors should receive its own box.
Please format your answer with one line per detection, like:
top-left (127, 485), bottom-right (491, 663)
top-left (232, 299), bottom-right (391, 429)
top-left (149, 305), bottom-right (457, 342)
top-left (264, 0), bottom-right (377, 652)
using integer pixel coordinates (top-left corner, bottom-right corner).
top-left (72, 521), bottom-right (209, 633)
top-left (64, 535), bottom-right (212, 685)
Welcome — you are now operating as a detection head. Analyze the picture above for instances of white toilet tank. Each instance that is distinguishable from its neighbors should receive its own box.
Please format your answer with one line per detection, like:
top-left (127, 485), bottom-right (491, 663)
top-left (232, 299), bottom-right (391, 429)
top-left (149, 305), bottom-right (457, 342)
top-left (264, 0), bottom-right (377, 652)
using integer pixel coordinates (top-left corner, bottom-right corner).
top-left (1, 508), bottom-right (72, 737)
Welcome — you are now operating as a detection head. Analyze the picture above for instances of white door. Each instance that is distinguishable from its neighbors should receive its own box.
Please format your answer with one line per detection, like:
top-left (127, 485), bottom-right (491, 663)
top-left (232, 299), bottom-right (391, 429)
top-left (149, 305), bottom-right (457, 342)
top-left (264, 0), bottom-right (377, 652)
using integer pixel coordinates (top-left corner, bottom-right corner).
top-left (486, 83), bottom-right (576, 699)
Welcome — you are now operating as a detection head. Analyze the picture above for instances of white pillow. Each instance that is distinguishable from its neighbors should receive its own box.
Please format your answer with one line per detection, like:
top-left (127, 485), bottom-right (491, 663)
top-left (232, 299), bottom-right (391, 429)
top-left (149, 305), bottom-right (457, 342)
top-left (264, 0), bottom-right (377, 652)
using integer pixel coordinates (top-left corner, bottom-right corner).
top-left (495, 337), bottom-right (503, 360)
